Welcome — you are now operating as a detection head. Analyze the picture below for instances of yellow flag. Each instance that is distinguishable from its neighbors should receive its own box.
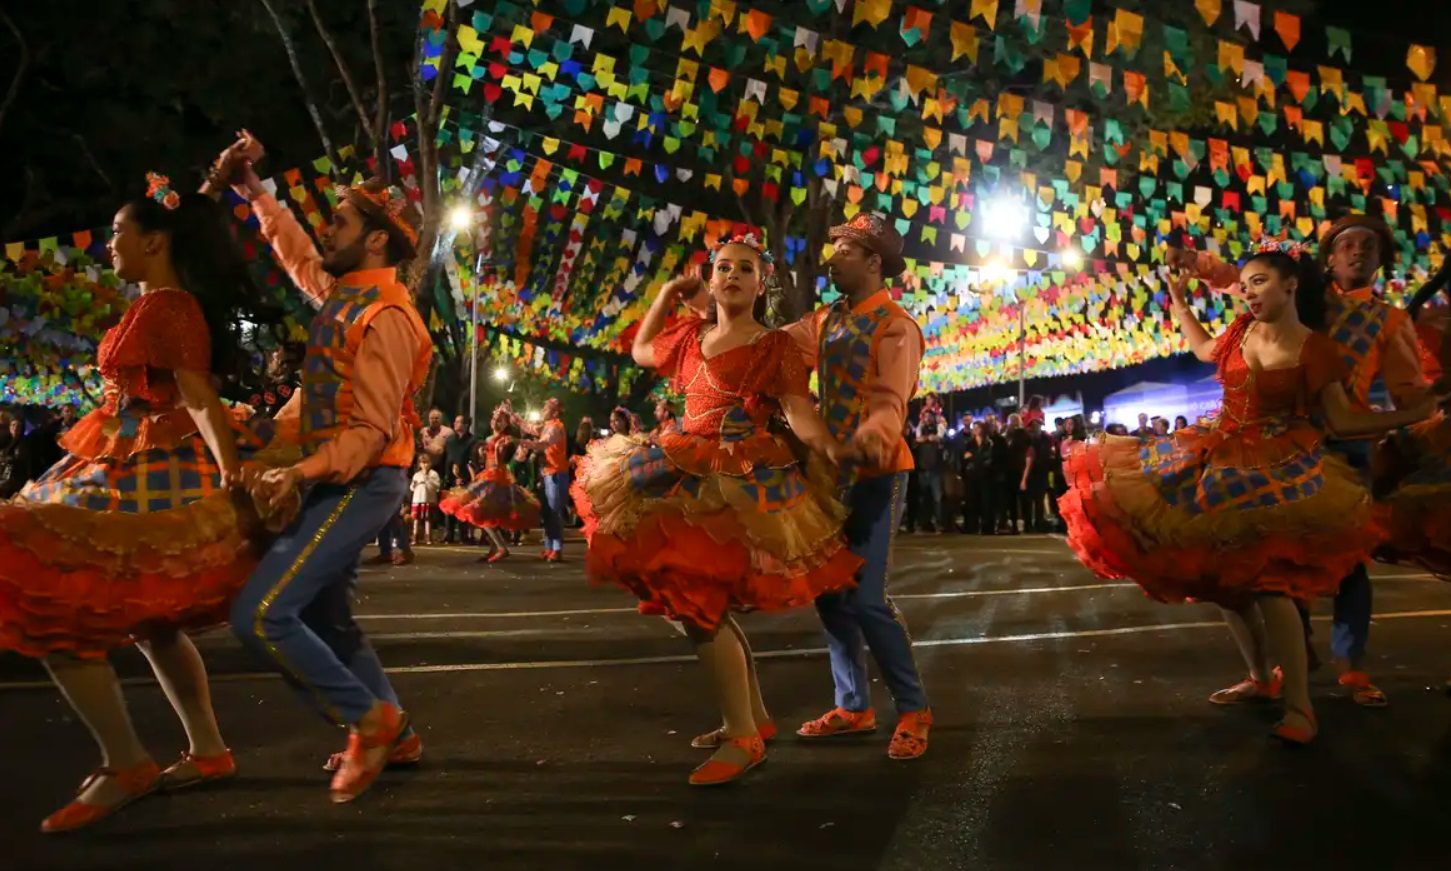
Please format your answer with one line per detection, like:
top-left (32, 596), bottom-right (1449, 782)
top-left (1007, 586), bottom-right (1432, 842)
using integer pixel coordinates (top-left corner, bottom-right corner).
top-left (1194, 0), bottom-right (1221, 25)
top-left (970, 0), bottom-right (998, 30)
top-left (1408, 45), bottom-right (1437, 81)
top-left (951, 21), bottom-right (980, 62)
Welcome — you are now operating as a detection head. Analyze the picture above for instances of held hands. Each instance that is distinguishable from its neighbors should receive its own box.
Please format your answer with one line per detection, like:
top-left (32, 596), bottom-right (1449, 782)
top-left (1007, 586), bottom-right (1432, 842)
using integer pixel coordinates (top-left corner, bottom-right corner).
top-left (211, 130), bottom-right (265, 198)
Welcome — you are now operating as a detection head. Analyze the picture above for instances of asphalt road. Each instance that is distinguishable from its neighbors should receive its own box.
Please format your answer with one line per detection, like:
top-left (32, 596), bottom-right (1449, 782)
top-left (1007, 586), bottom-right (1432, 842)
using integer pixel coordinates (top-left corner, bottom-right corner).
top-left (4, 533), bottom-right (1451, 871)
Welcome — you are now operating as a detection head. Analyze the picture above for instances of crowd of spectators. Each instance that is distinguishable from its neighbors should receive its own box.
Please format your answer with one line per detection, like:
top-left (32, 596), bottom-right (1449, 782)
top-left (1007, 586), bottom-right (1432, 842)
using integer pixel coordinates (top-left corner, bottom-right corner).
top-left (0, 404), bottom-right (78, 499)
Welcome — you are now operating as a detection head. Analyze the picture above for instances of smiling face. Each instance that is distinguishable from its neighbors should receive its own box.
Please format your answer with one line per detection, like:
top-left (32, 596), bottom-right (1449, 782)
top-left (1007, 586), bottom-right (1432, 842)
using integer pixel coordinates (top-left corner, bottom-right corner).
top-left (320, 201), bottom-right (388, 277)
top-left (1239, 257), bottom-right (1298, 323)
top-left (708, 243), bottom-right (767, 316)
top-left (107, 205), bottom-right (164, 282)
top-left (827, 239), bottom-right (879, 294)
top-left (1326, 228), bottom-right (1381, 290)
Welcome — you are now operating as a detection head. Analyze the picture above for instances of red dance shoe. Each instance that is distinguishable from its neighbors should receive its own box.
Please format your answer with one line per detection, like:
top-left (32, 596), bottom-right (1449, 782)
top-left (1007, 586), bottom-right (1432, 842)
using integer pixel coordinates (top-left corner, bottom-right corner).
top-left (545, 550), bottom-right (562, 563)
top-left (1208, 667), bottom-right (1283, 705)
top-left (691, 720), bottom-right (778, 749)
top-left (391, 551), bottom-right (415, 566)
top-left (323, 731), bottom-right (424, 772)
top-left (688, 735), bottom-right (766, 786)
top-left (1271, 710), bottom-right (1319, 745)
top-left (330, 703), bottom-right (409, 803)
top-left (41, 759), bottom-right (161, 834)
top-left (159, 750), bottom-right (236, 791)
top-left (888, 709), bottom-right (933, 760)
top-left (796, 707), bottom-right (878, 738)
top-left (1338, 671), bottom-right (1388, 708)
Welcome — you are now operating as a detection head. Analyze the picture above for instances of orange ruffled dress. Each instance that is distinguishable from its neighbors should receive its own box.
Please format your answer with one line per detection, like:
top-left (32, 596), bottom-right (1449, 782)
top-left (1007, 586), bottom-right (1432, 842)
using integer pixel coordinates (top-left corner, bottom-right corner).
top-left (439, 434), bottom-right (541, 532)
top-left (0, 289), bottom-right (274, 658)
top-left (1373, 316), bottom-right (1451, 577)
top-left (1059, 315), bottom-right (1383, 607)
top-left (571, 317), bottom-right (861, 631)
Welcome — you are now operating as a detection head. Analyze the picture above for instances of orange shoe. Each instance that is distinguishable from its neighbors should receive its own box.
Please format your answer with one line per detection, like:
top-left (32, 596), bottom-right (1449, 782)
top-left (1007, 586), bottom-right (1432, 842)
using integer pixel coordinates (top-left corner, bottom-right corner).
top-left (391, 551), bottom-right (415, 566)
top-left (687, 735), bottom-right (765, 786)
top-left (796, 707), bottom-right (877, 738)
top-left (1271, 710), bottom-right (1319, 745)
top-left (329, 703), bottom-right (408, 804)
top-left (545, 550), bottom-right (562, 563)
top-left (691, 720), bottom-right (778, 749)
top-left (888, 709), bottom-right (933, 760)
top-left (41, 759), bottom-right (161, 834)
top-left (1338, 671), bottom-right (1388, 708)
top-left (1208, 667), bottom-right (1283, 705)
top-left (323, 731), bottom-right (424, 772)
top-left (159, 750), bottom-right (236, 791)
top-left (486, 548), bottom-right (510, 563)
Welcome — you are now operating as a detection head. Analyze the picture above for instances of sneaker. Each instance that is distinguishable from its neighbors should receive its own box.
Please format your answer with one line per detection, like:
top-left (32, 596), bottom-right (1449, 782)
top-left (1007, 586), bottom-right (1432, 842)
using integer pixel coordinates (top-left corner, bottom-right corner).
top-left (796, 707), bottom-right (877, 738)
top-left (887, 709), bottom-right (933, 760)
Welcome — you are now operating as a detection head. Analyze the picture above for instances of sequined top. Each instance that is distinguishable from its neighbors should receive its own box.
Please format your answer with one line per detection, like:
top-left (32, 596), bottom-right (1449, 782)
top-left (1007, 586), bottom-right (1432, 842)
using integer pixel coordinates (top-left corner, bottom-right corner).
top-left (60, 289), bottom-right (211, 460)
top-left (1212, 315), bottom-right (1346, 434)
top-left (651, 316), bottom-right (809, 438)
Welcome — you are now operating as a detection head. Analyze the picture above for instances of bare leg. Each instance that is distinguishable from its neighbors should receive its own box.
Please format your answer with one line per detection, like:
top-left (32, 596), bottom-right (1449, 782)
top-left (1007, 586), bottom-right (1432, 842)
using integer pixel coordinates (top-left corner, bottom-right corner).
top-left (1259, 595), bottom-right (1314, 731)
top-left (44, 655), bottom-right (153, 805)
top-left (1219, 603), bottom-right (1270, 682)
top-left (721, 615), bottom-right (770, 724)
top-left (136, 630), bottom-right (227, 757)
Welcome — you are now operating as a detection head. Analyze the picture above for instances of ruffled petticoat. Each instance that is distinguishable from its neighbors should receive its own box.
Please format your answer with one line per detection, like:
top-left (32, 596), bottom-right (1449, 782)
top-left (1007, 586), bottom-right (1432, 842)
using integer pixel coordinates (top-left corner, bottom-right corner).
top-left (439, 467), bottom-right (541, 532)
top-left (0, 405), bottom-right (294, 658)
top-left (570, 409), bottom-right (860, 631)
top-left (1373, 410), bottom-right (1451, 578)
top-left (1058, 418), bottom-right (1384, 609)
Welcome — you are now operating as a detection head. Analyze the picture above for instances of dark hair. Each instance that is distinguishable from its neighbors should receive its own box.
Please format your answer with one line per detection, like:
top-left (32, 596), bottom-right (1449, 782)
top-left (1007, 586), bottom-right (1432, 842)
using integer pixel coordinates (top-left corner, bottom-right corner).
top-left (360, 211), bottom-right (416, 267)
top-left (1243, 250), bottom-right (1328, 330)
top-left (1407, 257), bottom-right (1451, 319)
top-left (125, 192), bottom-right (279, 400)
top-left (609, 407), bottom-right (632, 433)
top-left (701, 249), bottom-right (773, 325)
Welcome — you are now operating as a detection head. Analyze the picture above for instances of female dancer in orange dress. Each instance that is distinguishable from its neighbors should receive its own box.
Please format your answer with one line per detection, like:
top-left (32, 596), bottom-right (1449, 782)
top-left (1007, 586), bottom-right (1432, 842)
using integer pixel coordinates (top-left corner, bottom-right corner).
top-left (439, 406), bottom-right (541, 562)
top-left (1374, 257), bottom-right (1451, 576)
top-left (0, 183), bottom-right (288, 832)
top-left (1060, 243), bottom-right (1433, 743)
top-left (572, 234), bottom-right (861, 785)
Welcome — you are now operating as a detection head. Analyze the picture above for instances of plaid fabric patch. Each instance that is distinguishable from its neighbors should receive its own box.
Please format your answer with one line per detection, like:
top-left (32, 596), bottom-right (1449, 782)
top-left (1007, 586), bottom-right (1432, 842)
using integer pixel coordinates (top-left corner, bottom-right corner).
top-left (625, 445), bottom-right (685, 497)
top-left (1139, 435), bottom-right (1203, 509)
top-left (730, 462), bottom-right (810, 510)
top-left (20, 439), bottom-right (222, 514)
top-left (819, 303), bottom-right (892, 442)
top-left (301, 285), bottom-right (385, 449)
top-left (1326, 296), bottom-right (1388, 377)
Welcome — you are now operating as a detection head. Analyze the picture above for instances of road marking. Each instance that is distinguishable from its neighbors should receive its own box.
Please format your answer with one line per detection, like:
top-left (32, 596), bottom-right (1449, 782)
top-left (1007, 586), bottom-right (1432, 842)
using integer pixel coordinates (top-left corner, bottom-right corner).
top-left (4, 607), bottom-right (1451, 692)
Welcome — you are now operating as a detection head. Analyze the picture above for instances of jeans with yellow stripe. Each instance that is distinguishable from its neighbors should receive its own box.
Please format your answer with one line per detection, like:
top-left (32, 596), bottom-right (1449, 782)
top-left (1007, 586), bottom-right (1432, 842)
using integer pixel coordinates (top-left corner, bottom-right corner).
top-left (231, 467), bottom-right (408, 726)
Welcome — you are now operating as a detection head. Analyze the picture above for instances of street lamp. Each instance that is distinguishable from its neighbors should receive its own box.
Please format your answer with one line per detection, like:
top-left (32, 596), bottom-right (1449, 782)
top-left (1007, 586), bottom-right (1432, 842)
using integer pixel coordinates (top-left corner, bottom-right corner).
top-left (982, 195), bottom-right (1029, 240)
top-left (492, 365), bottom-right (510, 384)
top-left (1060, 248), bottom-right (1084, 270)
top-left (448, 204), bottom-right (474, 233)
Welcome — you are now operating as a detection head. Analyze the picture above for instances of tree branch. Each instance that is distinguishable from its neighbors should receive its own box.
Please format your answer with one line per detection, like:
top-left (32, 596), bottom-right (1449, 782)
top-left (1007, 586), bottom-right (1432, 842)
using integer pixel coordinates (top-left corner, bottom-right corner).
top-left (305, 0), bottom-right (374, 152)
top-left (368, 0), bottom-right (389, 175)
top-left (256, 0), bottom-right (338, 175)
top-left (0, 6), bottom-right (32, 141)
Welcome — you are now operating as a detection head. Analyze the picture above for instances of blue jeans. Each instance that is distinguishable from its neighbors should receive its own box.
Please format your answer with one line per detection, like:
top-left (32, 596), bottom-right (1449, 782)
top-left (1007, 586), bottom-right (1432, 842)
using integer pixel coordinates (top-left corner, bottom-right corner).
top-left (916, 469), bottom-right (944, 531)
top-left (232, 468), bottom-right (409, 726)
top-left (1325, 439), bottom-right (1373, 666)
top-left (376, 506), bottom-right (410, 557)
top-left (814, 472), bottom-right (928, 714)
top-left (542, 471), bottom-right (570, 552)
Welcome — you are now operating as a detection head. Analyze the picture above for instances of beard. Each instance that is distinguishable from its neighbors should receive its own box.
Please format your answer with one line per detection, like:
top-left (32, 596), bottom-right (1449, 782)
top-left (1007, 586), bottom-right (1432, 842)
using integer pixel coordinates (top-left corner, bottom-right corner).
top-left (321, 236), bottom-right (368, 277)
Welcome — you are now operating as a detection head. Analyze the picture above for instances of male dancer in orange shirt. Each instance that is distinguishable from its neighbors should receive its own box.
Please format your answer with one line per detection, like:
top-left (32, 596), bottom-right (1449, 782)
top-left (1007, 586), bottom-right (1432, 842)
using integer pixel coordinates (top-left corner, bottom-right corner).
top-left (784, 212), bottom-right (933, 759)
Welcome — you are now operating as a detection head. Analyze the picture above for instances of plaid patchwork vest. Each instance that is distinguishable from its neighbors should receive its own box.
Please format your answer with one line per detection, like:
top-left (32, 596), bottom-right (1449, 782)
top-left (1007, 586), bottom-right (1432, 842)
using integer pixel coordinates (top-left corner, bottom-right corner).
top-left (1323, 289), bottom-right (1393, 410)
top-left (299, 272), bottom-right (431, 470)
top-left (817, 295), bottom-right (920, 479)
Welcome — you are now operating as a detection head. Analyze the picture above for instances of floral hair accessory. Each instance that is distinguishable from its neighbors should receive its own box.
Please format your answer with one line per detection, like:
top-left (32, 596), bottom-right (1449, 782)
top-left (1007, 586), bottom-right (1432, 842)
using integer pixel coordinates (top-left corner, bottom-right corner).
top-left (1252, 238), bottom-right (1309, 261)
top-left (146, 172), bottom-right (181, 210)
top-left (709, 232), bottom-right (775, 273)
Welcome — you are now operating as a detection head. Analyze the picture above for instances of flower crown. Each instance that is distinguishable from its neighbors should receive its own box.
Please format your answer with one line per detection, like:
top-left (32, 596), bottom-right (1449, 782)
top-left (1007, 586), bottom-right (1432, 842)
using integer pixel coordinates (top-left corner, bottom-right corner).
top-left (709, 232), bottom-right (775, 273)
top-left (146, 172), bottom-right (180, 210)
top-left (1252, 238), bottom-right (1309, 261)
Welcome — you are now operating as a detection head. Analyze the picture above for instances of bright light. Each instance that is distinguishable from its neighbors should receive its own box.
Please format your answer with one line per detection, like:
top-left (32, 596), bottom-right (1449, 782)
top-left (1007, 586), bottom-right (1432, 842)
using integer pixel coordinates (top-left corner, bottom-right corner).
top-left (492, 365), bottom-right (510, 383)
top-left (1089, 411), bottom-right (1102, 424)
top-left (448, 204), bottom-right (474, 232)
top-left (982, 258), bottom-right (1012, 285)
top-left (527, 409), bottom-right (542, 422)
top-left (982, 195), bottom-right (1029, 239)
top-left (1060, 248), bottom-right (1084, 269)
top-left (598, 428), bottom-right (611, 437)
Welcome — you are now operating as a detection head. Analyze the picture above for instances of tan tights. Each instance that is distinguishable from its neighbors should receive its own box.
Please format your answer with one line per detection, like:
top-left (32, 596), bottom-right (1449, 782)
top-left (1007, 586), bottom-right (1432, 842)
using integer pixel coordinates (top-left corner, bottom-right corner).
top-left (1220, 596), bottom-right (1313, 724)
top-left (684, 616), bottom-right (770, 759)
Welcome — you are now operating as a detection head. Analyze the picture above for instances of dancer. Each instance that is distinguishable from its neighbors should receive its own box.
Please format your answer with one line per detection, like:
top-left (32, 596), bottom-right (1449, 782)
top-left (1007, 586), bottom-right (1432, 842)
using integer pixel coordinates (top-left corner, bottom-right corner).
top-left (214, 134), bottom-right (433, 803)
top-left (515, 398), bottom-right (569, 561)
top-left (572, 233), bottom-right (861, 785)
top-left (781, 213), bottom-right (933, 760)
top-left (1061, 242), bottom-right (1434, 743)
top-left (1173, 216), bottom-right (1429, 707)
top-left (1373, 255), bottom-right (1451, 576)
top-left (439, 406), bottom-right (542, 562)
top-left (0, 182), bottom-right (287, 832)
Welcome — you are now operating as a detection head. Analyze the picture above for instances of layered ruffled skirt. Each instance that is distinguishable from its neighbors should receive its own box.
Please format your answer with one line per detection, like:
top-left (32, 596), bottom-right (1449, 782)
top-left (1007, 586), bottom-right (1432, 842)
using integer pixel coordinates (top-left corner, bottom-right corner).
top-left (570, 412), bottom-right (860, 631)
top-left (1373, 411), bottom-right (1451, 578)
top-left (1058, 419), bottom-right (1383, 608)
top-left (0, 408), bottom-right (291, 658)
top-left (439, 468), bottom-right (541, 532)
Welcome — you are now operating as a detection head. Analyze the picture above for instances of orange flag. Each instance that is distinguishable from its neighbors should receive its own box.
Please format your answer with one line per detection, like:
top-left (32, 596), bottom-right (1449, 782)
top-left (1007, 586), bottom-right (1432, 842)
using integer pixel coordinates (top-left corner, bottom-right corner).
top-left (1273, 12), bottom-right (1300, 52)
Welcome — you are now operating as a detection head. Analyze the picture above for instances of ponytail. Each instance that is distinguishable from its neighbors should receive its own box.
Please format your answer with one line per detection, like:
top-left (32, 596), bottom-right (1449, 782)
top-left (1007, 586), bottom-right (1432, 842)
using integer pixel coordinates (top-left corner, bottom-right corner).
top-left (125, 192), bottom-right (283, 400)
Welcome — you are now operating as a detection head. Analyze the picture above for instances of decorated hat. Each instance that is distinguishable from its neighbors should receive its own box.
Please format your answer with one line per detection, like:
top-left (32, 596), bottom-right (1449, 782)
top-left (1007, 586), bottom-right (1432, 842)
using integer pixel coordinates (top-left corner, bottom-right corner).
top-left (1318, 213), bottom-right (1394, 268)
top-left (335, 177), bottom-right (421, 259)
top-left (829, 211), bottom-right (906, 278)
